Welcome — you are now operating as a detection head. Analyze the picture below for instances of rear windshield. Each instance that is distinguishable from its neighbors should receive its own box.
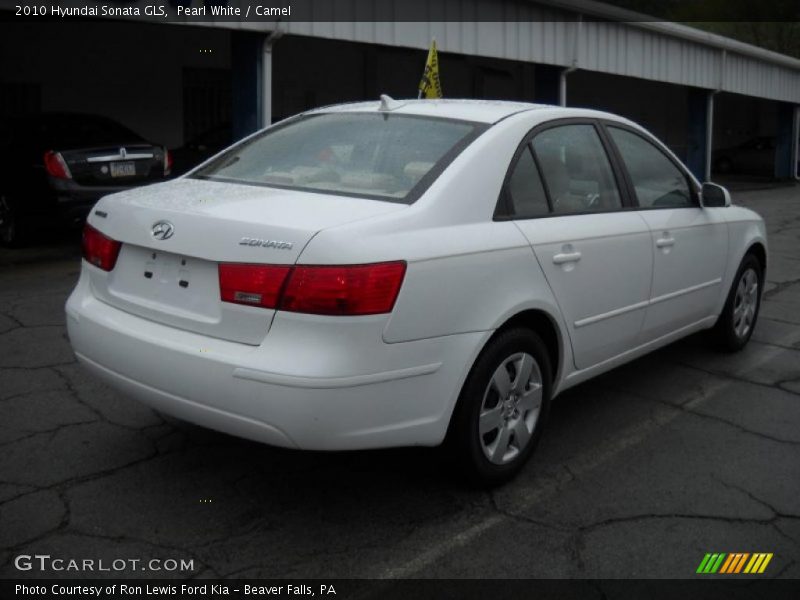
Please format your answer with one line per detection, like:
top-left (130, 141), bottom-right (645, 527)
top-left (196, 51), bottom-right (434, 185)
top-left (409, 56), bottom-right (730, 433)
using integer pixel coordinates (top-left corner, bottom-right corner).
top-left (192, 112), bottom-right (486, 203)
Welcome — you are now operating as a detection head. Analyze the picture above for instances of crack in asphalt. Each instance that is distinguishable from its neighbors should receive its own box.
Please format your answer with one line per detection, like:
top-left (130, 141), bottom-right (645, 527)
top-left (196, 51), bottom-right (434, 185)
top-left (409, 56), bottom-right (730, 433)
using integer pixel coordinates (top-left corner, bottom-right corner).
top-left (0, 309), bottom-right (25, 329)
top-left (602, 383), bottom-right (800, 447)
top-left (715, 479), bottom-right (800, 522)
top-left (762, 276), bottom-right (800, 300)
top-left (672, 359), bottom-right (800, 398)
top-left (0, 419), bottom-right (100, 449)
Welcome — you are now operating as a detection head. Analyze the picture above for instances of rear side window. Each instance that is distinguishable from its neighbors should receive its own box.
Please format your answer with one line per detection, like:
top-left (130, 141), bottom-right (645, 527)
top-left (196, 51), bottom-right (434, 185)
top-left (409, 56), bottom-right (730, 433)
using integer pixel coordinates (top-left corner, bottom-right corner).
top-left (532, 124), bottom-right (622, 215)
top-left (506, 146), bottom-right (550, 218)
top-left (607, 126), bottom-right (693, 209)
top-left (193, 113), bottom-right (484, 203)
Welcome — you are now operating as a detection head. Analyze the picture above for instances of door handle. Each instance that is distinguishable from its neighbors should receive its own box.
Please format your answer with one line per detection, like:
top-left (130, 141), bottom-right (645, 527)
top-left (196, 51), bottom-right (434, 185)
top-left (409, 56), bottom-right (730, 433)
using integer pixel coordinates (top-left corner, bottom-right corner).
top-left (656, 236), bottom-right (675, 248)
top-left (553, 251), bottom-right (582, 264)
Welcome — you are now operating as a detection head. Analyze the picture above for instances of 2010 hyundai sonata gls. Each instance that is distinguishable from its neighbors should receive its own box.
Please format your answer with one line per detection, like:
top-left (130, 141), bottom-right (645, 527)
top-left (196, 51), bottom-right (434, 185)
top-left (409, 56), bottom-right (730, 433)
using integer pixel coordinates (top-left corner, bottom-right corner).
top-left (66, 99), bottom-right (767, 485)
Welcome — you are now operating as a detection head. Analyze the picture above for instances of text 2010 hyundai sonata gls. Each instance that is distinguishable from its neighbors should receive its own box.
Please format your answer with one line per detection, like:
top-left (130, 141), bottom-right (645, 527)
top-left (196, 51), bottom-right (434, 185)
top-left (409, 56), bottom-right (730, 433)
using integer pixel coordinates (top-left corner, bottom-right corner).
top-left (66, 98), bottom-right (767, 485)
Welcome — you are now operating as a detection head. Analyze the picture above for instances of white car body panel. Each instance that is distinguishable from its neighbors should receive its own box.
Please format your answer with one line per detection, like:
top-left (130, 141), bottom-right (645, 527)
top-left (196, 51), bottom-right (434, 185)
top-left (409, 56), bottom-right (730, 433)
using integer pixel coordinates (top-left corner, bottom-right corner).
top-left (636, 207), bottom-right (729, 342)
top-left (515, 212), bottom-right (653, 369)
top-left (66, 100), bottom-right (768, 451)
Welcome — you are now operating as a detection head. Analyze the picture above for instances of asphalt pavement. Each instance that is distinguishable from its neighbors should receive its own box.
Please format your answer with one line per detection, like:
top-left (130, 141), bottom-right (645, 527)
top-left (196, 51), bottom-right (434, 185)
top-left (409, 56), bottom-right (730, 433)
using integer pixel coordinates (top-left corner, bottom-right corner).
top-left (1, 184), bottom-right (799, 580)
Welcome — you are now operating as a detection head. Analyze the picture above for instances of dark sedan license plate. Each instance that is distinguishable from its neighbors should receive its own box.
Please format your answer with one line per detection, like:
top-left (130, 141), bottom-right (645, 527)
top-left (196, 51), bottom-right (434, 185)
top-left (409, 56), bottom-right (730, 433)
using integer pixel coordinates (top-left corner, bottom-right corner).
top-left (110, 161), bottom-right (136, 177)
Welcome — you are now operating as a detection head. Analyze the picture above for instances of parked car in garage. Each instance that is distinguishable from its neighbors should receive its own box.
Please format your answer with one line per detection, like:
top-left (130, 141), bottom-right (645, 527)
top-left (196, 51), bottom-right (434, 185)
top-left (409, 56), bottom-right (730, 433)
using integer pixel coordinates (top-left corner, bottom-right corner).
top-left (0, 112), bottom-right (171, 246)
top-left (712, 136), bottom-right (775, 176)
top-left (66, 99), bottom-right (766, 485)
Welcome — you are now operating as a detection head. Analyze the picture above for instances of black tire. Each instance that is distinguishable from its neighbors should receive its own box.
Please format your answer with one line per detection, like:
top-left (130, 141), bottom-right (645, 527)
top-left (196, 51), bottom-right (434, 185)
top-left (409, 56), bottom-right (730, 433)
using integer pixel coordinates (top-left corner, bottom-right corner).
top-left (712, 253), bottom-right (763, 352)
top-left (0, 195), bottom-right (23, 248)
top-left (448, 328), bottom-right (552, 487)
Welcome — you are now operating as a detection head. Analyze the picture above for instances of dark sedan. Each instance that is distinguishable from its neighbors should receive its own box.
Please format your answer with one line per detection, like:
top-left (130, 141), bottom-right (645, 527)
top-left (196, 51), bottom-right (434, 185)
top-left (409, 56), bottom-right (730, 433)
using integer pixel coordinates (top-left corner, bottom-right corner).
top-left (0, 112), bottom-right (171, 246)
top-left (712, 136), bottom-right (775, 176)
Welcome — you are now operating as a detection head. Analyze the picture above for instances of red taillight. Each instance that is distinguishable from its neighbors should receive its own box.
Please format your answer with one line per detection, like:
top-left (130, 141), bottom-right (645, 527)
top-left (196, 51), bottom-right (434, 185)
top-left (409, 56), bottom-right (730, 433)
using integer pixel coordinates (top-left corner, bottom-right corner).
top-left (44, 151), bottom-right (72, 179)
top-left (282, 262), bottom-right (406, 316)
top-left (219, 263), bottom-right (291, 309)
top-left (164, 148), bottom-right (173, 176)
top-left (82, 224), bottom-right (122, 271)
top-left (217, 261), bottom-right (407, 316)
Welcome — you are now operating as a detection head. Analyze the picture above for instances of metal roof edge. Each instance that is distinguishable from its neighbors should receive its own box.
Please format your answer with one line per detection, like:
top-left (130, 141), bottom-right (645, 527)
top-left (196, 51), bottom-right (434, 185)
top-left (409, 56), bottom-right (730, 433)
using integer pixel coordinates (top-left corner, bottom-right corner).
top-left (540, 0), bottom-right (800, 72)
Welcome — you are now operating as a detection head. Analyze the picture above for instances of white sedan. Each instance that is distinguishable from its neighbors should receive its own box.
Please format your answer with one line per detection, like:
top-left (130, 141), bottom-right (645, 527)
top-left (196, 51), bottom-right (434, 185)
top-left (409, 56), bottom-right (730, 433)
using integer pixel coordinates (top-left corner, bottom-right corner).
top-left (66, 99), bottom-right (767, 485)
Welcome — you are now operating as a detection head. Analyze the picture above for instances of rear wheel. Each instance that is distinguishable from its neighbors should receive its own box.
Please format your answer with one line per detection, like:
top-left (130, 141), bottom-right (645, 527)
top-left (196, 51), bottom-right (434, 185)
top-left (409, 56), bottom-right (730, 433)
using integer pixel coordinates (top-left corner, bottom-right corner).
top-left (449, 328), bottom-right (552, 486)
top-left (712, 253), bottom-right (763, 351)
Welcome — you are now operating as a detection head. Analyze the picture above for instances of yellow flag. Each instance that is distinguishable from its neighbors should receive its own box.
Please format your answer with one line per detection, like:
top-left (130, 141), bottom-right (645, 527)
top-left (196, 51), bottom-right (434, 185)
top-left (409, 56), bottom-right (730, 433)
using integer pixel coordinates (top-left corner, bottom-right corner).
top-left (418, 39), bottom-right (442, 99)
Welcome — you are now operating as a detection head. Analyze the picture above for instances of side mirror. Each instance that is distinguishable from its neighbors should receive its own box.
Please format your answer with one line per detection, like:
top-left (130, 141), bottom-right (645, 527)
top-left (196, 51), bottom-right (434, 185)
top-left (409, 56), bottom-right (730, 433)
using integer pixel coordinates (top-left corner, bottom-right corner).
top-left (701, 182), bottom-right (731, 208)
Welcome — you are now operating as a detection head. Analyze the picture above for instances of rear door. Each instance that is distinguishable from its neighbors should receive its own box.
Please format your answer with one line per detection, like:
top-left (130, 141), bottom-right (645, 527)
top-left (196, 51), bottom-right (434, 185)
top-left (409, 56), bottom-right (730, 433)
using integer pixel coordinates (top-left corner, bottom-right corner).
top-left (603, 124), bottom-right (728, 341)
top-left (507, 121), bottom-right (654, 370)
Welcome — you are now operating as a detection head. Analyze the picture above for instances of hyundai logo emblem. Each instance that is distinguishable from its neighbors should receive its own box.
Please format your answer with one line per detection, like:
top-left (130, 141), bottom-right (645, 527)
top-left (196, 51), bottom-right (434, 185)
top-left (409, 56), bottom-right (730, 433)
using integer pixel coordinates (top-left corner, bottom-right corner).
top-left (151, 220), bottom-right (174, 240)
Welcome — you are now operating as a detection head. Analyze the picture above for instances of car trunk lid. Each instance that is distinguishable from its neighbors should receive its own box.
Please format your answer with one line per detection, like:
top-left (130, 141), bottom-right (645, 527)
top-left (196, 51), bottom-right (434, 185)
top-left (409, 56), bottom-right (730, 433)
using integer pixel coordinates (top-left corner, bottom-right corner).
top-left (61, 143), bottom-right (166, 186)
top-left (86, 178), bottom-right (406, 345)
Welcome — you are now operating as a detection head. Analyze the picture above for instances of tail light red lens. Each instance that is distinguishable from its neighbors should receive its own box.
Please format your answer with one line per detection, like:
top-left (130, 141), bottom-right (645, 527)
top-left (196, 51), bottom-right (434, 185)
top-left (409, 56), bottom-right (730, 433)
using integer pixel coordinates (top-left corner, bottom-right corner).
top-left (82, 224), bottom-right (122, 271)
top-left (164, 148), bottom-right (173, 176)
top-left (281, 262), bottom-right (407, 316)
top-left (217, 261), bottom-right (406, 316)
top-left (44, 151), bottom-right (72, 179)
top-left (219, 264), bottom-right (291, 309)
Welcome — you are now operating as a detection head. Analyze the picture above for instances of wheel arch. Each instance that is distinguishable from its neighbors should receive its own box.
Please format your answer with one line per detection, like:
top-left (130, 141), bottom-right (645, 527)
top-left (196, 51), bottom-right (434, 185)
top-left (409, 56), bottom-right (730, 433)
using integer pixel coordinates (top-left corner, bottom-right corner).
top-left (746, 241), bottom-right (767, 275)
top-left (488, 308), bottom-right (566, 389)
top-left (442, 306), bottom-right (566, 456)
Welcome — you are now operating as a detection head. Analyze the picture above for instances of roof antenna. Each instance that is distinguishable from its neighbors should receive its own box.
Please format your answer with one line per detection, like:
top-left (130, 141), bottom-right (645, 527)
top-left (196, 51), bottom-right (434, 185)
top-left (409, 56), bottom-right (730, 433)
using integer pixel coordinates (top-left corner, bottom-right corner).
top-left (378, 94), bottom-right (406, 112)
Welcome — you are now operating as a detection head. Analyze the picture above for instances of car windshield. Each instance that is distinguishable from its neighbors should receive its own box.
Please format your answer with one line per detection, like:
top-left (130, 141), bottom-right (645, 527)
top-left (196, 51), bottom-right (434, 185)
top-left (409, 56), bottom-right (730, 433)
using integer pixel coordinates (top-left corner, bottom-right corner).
top-left (192, 112), bottom-right (484, 203)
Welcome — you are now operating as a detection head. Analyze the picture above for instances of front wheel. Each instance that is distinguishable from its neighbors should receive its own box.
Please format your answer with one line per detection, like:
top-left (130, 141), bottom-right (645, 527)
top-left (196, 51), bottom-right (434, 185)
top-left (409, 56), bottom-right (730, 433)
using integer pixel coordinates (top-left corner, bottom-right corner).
top-left (449, 328), bottom-right (552, 486)
top-left (712, 253), bottom-right (763, 352)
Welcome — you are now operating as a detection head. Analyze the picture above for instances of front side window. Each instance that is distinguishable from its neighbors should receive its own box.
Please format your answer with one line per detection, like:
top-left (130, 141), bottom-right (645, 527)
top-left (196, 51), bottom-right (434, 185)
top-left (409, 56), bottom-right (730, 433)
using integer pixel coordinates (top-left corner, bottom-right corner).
top-left (192, 113), bottom-right (483, 203)
top-left (531, 124), bottom-right (622, 215)
top-left (608, 126), bottom-right (693, 209)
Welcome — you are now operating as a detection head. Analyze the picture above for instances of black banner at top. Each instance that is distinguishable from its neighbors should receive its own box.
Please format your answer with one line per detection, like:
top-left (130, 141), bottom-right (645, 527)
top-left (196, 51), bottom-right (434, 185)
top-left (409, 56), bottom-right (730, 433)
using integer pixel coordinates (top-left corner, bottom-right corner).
top-left (5, 0), bottom-right (800, 23)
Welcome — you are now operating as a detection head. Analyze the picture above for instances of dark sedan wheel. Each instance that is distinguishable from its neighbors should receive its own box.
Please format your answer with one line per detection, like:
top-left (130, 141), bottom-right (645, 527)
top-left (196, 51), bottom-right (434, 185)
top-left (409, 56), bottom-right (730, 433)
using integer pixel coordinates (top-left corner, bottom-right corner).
top-left (0, 195), bottom-right (20, 247)
top-left (450, 328), bottom-right (552, 486)
top-left (713, 253), bottom-right (763, 351)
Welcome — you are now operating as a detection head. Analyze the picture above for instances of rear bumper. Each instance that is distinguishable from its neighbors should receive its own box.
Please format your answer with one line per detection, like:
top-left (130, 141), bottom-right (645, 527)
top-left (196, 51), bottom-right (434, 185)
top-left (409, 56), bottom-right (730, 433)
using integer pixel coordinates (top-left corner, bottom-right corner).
top-left (66, 269), bottom-right (487, 450)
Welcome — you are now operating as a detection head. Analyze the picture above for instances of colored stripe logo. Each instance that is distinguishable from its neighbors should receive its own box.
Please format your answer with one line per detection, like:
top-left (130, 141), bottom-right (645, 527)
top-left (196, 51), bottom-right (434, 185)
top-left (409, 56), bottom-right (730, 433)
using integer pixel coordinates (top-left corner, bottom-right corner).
top-left (696, 553), bottom-right (773, 574)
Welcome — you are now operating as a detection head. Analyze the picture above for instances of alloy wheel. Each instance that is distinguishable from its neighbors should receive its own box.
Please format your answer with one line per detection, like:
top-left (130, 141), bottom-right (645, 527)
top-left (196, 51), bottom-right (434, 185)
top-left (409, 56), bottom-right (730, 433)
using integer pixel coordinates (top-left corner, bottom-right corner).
top-left (732, 267), bottom-right (759, 339)
top-left (479, 352), bottom-right (543, 465)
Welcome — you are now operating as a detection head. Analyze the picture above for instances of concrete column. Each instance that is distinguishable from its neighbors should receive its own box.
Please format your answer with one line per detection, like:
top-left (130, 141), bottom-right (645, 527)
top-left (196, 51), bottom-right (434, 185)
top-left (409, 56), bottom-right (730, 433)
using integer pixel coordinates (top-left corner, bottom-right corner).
top-left (231, 31), bottom-right (262, 141)
top-left (261, 29), bottom-right (283, 128)
top-left (686, 88), bottom-right (714, 181)
top-left (775, 103), bottom-right (799, 180)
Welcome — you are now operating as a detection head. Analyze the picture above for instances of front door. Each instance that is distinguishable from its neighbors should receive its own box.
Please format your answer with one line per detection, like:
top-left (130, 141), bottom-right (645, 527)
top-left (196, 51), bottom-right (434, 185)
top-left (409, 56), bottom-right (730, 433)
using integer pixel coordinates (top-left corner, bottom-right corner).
top-left (604, 125), bottom-right (728, 342)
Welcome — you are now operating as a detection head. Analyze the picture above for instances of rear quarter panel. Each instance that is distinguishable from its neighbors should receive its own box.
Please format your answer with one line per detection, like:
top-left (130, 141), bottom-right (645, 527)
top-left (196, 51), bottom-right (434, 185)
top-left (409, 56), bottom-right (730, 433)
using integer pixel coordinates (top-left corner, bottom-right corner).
top-left (297, 109), bottom-right (575, 384)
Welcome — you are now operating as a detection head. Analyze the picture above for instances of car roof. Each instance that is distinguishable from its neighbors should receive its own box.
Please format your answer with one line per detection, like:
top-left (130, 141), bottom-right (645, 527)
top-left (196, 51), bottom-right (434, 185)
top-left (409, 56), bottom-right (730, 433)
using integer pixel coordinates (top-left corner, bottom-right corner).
top-left (309, 98), bottom-right (550, 124)
top-left (310, 98), bottom-right (631, 126)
